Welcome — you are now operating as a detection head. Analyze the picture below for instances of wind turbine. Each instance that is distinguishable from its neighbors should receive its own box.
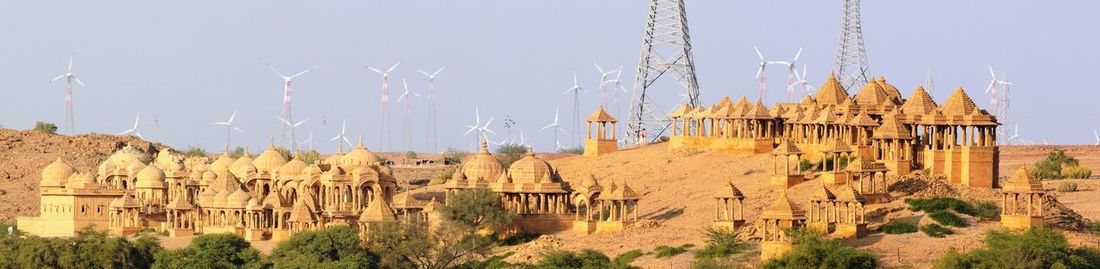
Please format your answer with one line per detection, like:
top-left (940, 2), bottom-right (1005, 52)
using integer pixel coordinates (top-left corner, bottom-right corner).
top-left (793, 65), bottom-right (816, 98)
top-left (1092, 129), bottom-right (1098, 146)
top-left (562, 72), bottom-right (585, 147)
top-left (754, 47), bottom-right (769, 101)
top-left (417, 66), bottom-right (445, 152)
top-left (463, 107), bottom-right (494, 148)
top-left (924, 69), bottom-right (936, 95)
top-left (329, 119), bottom-right (352, 152)
top-left (768, 48), bottom-right (803, 101)
top-left (986, 65), bottom-right (1014, 144)
top-left (49, 53), bottom-right (86, 134)
top-left (593, 62), bottom-right (619, 107)
top-left (267, 63), bottom-right (318, 147)
top-left (539, 107), bottom-right (569, 150)
top-left (368, 61), bottom-right (401, 151)
top-left (301, 129), bottom-right (314, 151)
top-left (210, 110), bottom-right (246, 149)
top-left (118, 113), bottom-right (144, 140)
top-left (1007, 124), bottom-right (1021, 145)
top-left (396, 78), bottom-right (421, 152)
top-left (603, 66), bottom-right (628, 118)
top-left (278, 115), bottom-right (309, 152)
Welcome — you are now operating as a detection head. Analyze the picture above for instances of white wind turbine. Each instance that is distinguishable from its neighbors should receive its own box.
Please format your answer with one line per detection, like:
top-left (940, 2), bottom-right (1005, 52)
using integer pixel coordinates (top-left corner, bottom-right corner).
top-left (539, 107), bottom-right (569, 150)
top-left (985, 66), bottom-right (1012, 113)
top-left (768, 48), bottom-right (803, 101)
top-left (301, 129), bottom-right (314, 151)
top-left (417, 66), bottom-right (445, 152)
top-left (986, 65), bottom-right (1014, 144)
top-left (210, 110), bottom-right (246, 149)
top-left (793, 65), bottom-right (816, 98)
top-left (1092, 129), bottom-right (1098, 146)
top-left (603, 66), bottom-right (628, 118)
top-left (463, 107), bottom-right (494, 148)
top-left (267, 63), bottom-right (318, 146)
top-left (118, 113), bottom-right (144, 140)
top-left (49, 53), bottom-right (86, 134)
top-left (330, 119), bottom-right (352, 152)
top-left (368, 62), bottom-right (401, 151)
top-left (1007, 124), bottom-right (1021, 145)
top-left (278, 115), bottom-right (309, 152)
top-left (562, 72), bottom-right (586, 147)
top-left (593, 62), bottom-right (619, 107)
top-left (397, 78), bottom-right (421, 152)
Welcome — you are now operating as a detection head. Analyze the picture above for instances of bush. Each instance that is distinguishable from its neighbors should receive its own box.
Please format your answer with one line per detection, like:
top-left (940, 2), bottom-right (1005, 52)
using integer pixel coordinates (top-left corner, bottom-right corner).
top-left (0, 227), bottom-right (160, 269)
top-left (929, 211), bottom-right (969, 228)
top-left (761, 229), bottom-right (877, 268)
top-left (694, 227), bottom-right (744, 259)
top-left (497, 233), bottom-right (540, 246)
top-left (558, 146), bottom-right (584, 155)
top-left (152, 233), bottom-right (262, 269)
top-left (439, 188), bottom-right (515, 232)
top-left (531, 249), bottom-right (639, 269)
top-left (34, 121), bottom-right (58, 134)
top-left (653, 244), bottom-right (694, 258)
top-left (267, 226), bottom-right (378, 268)
top-left (920, 224), bottom-right (954, 238)
top-left (1058, 182), bottom-right (1079, 192)
top-left (441, 148), bottom-right (467, 165)
top-left (495, 144), bottom-right (528, 167)
top-left (879, 220), bottom-right (919, 234)
top-left (229, 146), bottom-right (246, 158)
top-left (692, 257), bottom-right (740, 269)
top-left (973, 201), bottom-right (1000, 221)
top-left (183, 146), bottom-right (207, 157)
top-left (799, 159), bottom-right (815, 172)
top-left (932, 228), bottom-right (1100, 269)
top-left (613, 249), bottom-right (645, 265)
top-left (300, 150), bottom-right (322, 164)
top-left (1063, 166), bottom-right (1093, 179)
top-left (431, 167), bottom-right (456, 185)
top-left (905, 197), bottom-right (977, 216)
top-left (1033, 149), bottom-right (1081, 180)
top-left (404, 151), bottom-right (418, 159)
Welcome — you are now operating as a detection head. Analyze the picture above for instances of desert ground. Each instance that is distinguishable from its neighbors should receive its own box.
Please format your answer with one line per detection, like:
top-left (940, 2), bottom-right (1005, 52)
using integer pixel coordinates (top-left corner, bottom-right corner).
top-left (3, 128), bottom-right (1100, 268)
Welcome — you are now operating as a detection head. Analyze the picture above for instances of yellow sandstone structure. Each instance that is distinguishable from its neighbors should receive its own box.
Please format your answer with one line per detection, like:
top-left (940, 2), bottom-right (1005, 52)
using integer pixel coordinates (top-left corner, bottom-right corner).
top-left (759, 192), bottom-right (807, 261)
top-left (1000, 167), bottom-right (1045, 230)
top-left (712, 181), bottom-right (746, 231)
top-left (669, 73), bottom-right (1001, 190)
top-left (584, 106), bottom-right (618, 157)
top-left (770, 140), bottom-right (804, 188)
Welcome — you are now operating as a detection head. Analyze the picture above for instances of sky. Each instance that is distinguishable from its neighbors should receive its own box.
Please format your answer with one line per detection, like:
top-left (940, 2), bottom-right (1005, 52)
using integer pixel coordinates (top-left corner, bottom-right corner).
top-left (1, 1), bottom-right (1098, 154)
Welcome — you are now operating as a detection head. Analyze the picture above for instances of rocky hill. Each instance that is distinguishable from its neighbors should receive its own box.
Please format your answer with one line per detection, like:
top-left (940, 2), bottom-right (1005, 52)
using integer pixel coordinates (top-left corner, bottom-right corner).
top-left (0, 129), bottom-right (172, 220)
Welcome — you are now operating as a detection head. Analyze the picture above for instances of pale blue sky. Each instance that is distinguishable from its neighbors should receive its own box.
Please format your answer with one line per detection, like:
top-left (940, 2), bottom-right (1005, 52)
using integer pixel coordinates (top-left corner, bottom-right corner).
top-left (1, 1), bottom-right (1097, 153)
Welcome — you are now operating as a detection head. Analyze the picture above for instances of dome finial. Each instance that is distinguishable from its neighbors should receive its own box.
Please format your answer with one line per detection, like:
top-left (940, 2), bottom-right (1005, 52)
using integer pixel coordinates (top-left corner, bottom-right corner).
top-left (268, 136), bottom-right (276, 149)
top-left (357, 135), bottom-right (364, 148)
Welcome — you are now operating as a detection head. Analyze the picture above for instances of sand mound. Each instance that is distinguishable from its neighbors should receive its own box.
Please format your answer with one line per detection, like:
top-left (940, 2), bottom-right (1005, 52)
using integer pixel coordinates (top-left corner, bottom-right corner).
top-left (0, 129), bottom-right (171, 221)
top-left (1044, 194), bottom-right (1090, 231)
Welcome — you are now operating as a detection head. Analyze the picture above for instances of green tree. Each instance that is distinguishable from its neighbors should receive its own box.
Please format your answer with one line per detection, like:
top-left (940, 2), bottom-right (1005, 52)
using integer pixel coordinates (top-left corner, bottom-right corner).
top-left (229, 146), bottom-right (246, 158)
top-left (762, 229), bottom-right (877, 269)
top-left (405, 151), bottom-right (418, 159)
top-left (34, 121), bottom-right (58, 134)
top-left (267, 226), bottom-right (379, 268)
top-left (184, 146), bottom-right (208, 157)
top-left (530, 249), bottom-right (638, 269)
top-left (368, 222), bottom-right (496, 269)
top-left (0, 227), bottom-right (159, 269)
top-left (152, 233), bottom-right (262, 269)
top-left (300, 150), bottom-right (322, 165)
top-left (933, 228), bottom-right (1100, 269)
top-left (440, 148), bottom-right (468, 165)
top-left (439, 188), bottom-right (515, 231)
top-left (495, 144), bottom-right (528, 167)
top-left (1033, 149), bottom-right (1081, 180)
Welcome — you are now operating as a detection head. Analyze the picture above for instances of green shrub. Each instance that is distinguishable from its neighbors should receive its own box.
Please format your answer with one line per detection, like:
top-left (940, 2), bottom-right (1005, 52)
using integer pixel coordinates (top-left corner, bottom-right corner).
top-left (929, 211), bottom-right (969, 227)
top-left (497, 233), bottom-right (540, 246)
top-left (879, 220), bottom-right (919, 234)
top-left (973, 201), bottom-right (1000, 221)
top-left (0, 227), bottom-right (160, 269)
top-left (558, 146), bottom-right (584, 155)
top-left (495, 144), bottom-right (528, 167)
top-left (1090, 222), bottom-right (1100, 236)
top-left (799, 159), bottom-right (815, 172)
top-left (228, 146), bottom-right (245, 158)
top-left (694, 227), bottom-right (744, 259)
top-left (921, 224), bottom-right (954, 238)
top-left (34, 121), bottom-right (58, 134)
top-left (1063, 165), bottom-right (1093, 179)
top-left (441, 148), bottom-right (467, 164)
top-left (1058, 182), bottom-right (1079, 192)
top-left (613, 249), bottom-right (645, 265)
top-left (932, 228), bottom-right (1100, 269)
top-left (761, 228), bottom-right (877, 268)
top-left (531, 249), bottom-right (639, 269)
top-left (152, 233), bottom-right (262, 269)
top-left (905, 197), bottom-right (977, 216)
top-left (404, 151), bottom-right (418, 159)
top-left (691, 257), bottom-right (740, 269)
top-left (1033, 149), bottom-right (1082, 180)
top-left (431, 167), bottom-right (456, 185)
top-left (653, 244), bottom-right (694, 258)
top-left (183, 146), bottom-right (207, 157)
top-left (300, 150), bottom-right (322, 164)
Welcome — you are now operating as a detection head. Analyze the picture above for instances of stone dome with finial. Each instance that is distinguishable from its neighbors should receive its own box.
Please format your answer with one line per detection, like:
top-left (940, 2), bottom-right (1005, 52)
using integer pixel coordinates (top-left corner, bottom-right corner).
top-left (135, 165), bottom-right (167, 189)
top-left (507, 151), bottom-right (557, 184)
top-left (228, 147), bottom-right (253, 178)
top-left (343, 137), bottom-right (382, 170)
top-left (209, 149), bottom-right (235, 175)
top-left (277, 153), bottom-right (308, 179)
top-left (253, 140), bottom-right (288, 174)
top-left (41, 154), bottom-right (75, 188)
top-left (227, 187), bottom-right (252, 209)
top-left (460, 139), bottom-right (504, 182)
top-left (65, 172), bottom-right (101, 190)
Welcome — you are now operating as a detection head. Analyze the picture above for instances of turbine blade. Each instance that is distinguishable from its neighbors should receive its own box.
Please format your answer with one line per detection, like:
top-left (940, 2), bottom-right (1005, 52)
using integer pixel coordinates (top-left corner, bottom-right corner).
top-left (754, 46), bottom-right (764, 60)
top-left (386, 62), bottom-right (401, 73)
top-left (367, 66), bottom-right (382, 74)
top-left (233, 126), bottom-right (246, 134)
top-left (267, 63), bottom-right (287, 77)
top-left (73, 77), bottom-right (86, 87)
top-left (49, 74), bottom-right (66, 82)
top-left (792, 48), bottom-right (803, 62)
top-left (433, 66), bottom-right (445, 76)
top-left (288, 66), bottom-right (318, 79)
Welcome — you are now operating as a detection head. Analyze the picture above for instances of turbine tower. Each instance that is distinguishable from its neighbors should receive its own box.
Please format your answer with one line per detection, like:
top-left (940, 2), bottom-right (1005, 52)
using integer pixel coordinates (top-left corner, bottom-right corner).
top-left (539, 107), bottom-right (569, 150)
top-left (210, 110), bottom-right (246, 149)
top-left (417, 66), bottom-right (445, 152)
top-left (834, 0), bottom-right (871, 90)
top-left (562, 72), bottom-right (586, 147)
top-left (396, 78), bottom-right (421, 152)
top-left (267, 63), bottom-right (318, 147)
top-left (49, 53), bottom-right (86, 135)
top-left (368, 62), bottom-right (401, 151)
top-left (627, 0), bottom-right (702, 145)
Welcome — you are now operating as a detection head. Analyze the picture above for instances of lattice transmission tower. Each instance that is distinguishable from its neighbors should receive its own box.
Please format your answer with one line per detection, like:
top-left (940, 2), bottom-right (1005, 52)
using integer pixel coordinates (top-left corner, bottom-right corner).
top-left (626, 0), bottom-right (702, 145)
top-left (834, 0), bottom-right (871, 90)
